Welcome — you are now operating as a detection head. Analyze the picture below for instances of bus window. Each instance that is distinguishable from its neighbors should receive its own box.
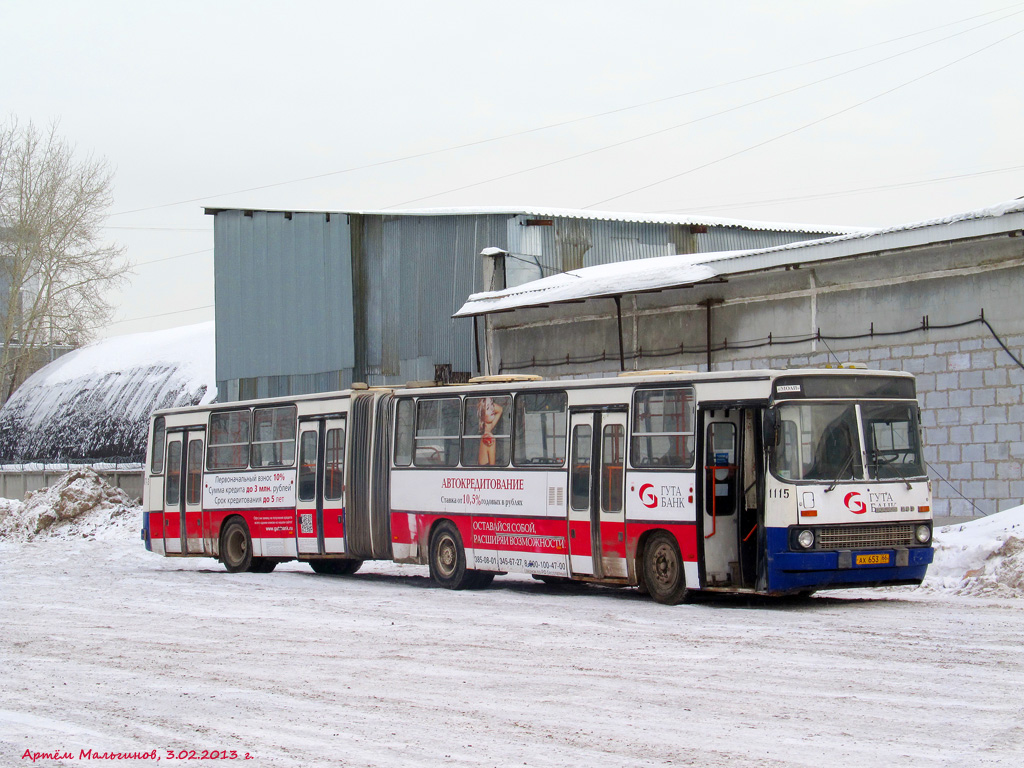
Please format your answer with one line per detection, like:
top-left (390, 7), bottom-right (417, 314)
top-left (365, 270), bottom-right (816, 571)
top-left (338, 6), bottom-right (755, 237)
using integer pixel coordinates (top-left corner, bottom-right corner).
top-left (631, 387), bottom-right (694, 468)
top-left (772, 403), bottom-right (862, 482)
top-left (861, 402), bottom-right (925, 479)
top-left (462, 395), bottom-right (511, 467)
top-left (151, 417), bottom-right (166, 474)
top-left (208, 411), bottom-right (250, 470)
top-left (601, 424), bottom-right (624, 512)
top-left (414, 397), bottom-right (461, 467)
top-left (298, 430), bottom-right (317, 502)
top-left (251, 406), bottom-right (297, 468)
top-left (394, 398), bottom-right (414, 467)
top-left (513, 392), bottom-right (567, 466)
top-left (186, 440), bottom-right (202, 505)
top-left (324, 427), bottom-right (345, 500)
top-left (570, 425), bottom-right (592, 511)
top-left (165, 441), bottom-right (182, 506)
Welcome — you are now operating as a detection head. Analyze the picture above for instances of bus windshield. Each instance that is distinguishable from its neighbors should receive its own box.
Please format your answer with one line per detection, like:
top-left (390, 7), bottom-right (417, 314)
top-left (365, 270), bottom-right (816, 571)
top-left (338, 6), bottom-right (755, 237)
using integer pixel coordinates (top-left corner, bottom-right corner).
top-left (771, 400), bottom-right (925, 482)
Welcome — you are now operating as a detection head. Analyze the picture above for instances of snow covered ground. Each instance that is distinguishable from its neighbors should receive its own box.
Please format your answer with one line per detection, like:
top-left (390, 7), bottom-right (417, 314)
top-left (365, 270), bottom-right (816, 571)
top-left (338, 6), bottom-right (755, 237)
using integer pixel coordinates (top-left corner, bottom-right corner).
top-left (2, 475), bottom-right (1023, 767)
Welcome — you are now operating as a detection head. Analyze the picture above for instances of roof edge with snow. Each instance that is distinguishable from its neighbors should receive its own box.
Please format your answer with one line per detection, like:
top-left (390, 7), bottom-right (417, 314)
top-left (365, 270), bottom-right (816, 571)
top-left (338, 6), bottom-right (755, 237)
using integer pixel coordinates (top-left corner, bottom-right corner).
top-left (454, 198), bottom-right (1024, 318)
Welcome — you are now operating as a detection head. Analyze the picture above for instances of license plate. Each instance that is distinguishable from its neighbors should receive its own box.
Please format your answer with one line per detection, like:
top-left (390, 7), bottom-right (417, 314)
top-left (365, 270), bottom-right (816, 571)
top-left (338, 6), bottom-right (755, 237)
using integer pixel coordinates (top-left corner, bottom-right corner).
top-left (856, 553), bottom-right (890, 565)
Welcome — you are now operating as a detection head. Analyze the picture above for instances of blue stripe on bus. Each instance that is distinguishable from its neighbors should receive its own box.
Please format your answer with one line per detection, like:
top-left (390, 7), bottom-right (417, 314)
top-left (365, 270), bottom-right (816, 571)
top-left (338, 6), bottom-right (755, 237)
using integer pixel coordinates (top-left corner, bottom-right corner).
top-left (764, 527), bottom-right (933, 593)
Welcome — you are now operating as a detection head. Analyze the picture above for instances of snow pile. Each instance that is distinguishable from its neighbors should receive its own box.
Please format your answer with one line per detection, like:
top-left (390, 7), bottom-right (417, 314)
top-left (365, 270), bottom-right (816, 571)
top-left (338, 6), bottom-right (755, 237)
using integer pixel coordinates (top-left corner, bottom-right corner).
top-left (922, 505), bottom-right (1024, 597)
top-left (0, 321), bottom-right (216, 462)
top-left (0, 468), bottom-right (139, 543)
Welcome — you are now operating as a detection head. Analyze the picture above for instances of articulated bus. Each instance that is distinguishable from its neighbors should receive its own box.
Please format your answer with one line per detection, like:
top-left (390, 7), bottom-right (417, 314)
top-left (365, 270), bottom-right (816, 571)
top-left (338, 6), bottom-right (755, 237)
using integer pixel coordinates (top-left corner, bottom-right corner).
top-left (142, 368), bottom-right (934, 604)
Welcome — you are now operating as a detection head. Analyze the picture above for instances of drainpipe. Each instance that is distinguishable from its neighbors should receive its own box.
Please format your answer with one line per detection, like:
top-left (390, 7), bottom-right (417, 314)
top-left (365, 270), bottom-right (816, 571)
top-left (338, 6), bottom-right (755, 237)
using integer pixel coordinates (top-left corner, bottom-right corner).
top-left (699, 298), bottom-right (724, 371)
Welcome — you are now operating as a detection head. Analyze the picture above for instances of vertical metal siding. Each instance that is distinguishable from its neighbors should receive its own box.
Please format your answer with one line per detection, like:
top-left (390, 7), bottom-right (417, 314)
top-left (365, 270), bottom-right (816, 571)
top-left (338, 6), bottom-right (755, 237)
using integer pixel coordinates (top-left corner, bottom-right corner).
top-left (213, 210), bottom-right (355, 386)
top-left (355, 213), bottom-right (506, 384)
top-left (697, 226), bottom-right (828, 253)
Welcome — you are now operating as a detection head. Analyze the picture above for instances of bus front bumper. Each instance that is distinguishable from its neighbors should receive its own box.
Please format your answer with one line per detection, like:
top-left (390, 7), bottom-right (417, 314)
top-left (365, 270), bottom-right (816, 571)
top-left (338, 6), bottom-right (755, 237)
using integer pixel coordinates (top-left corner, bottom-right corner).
top-left (766, 528), bottom-right (934, 593)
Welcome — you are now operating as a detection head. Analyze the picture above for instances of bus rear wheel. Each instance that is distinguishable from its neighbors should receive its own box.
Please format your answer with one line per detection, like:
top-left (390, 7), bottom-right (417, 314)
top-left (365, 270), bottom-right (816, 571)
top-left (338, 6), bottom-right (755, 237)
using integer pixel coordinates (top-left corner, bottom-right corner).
top-left (221, 519), bottom-right (253, 573)
top-left (642, 531), bottom-right (690, 605)
top-left (309, 559), bottom-right (363, 575)
top-left (429, 521), bottom-right (476, 590)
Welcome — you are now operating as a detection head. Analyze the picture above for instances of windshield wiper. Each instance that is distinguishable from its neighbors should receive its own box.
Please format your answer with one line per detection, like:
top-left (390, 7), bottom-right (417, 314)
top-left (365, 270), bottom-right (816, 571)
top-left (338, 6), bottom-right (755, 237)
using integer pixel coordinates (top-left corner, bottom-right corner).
top-left (870, 452), bottom-right (913, 490)
top-left (824, 450), bottom-right (856, 493)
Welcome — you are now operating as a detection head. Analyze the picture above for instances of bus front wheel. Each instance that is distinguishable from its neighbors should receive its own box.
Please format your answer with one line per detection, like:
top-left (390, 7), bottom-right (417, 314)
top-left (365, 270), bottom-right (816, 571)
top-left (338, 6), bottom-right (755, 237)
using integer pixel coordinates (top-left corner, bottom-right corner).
top-left (429, 521), bottom-right (475, 590)
top-left (221, 519), bottom-right (253, 573)
top-left (642, 532), bottom-right (690, 605)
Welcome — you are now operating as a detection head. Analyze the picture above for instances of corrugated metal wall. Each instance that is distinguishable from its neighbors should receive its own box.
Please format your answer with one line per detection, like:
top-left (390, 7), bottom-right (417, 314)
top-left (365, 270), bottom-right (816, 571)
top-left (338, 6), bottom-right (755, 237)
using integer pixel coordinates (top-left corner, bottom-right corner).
top-left (213, 209), bottom-right (830, 400)
top-left (214, 210), bottom-right (355, 396)
top-left (502, 216), bottom-right (828, 287)
top-left (353, 213), bottom-right (507, 383)
top-left (696, 225), bottom-right (827, 253)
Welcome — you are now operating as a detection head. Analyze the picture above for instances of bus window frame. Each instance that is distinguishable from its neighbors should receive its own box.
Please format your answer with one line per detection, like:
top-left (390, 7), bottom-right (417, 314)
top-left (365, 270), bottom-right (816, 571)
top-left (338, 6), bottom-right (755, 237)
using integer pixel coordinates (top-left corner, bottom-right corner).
top-left (512, 390), bottom-right (568, 468)
top-left (151, 416), bottom-right (166, 474)
top-left (629, 385), bottom-right (696, 470)
top-left (207, 409), bottom-right (252, 471)
top-left (393, 397), bottom-right (415, 467)
top-left (413, 395), bottom-right (463, 468)
top-left (767, 397), bottom-right (926, 484)
top-left (250, 404), bottom-right (298, 469)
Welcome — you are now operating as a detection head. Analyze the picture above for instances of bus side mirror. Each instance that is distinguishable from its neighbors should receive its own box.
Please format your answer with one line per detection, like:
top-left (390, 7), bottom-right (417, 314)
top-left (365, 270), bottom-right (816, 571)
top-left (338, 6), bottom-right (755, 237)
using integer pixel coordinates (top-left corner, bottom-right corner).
top-left (763, 410), bottom-right (779, 447)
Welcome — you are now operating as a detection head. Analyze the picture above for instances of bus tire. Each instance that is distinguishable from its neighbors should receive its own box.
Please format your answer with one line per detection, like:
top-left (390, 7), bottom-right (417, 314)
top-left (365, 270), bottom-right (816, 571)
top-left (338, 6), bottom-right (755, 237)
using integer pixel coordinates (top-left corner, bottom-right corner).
top-left (429, 520), bottom-right (474, 590)
top-left (309, 559), bottom-right (363, 575)
top-left (642, 531), bottom-right (690, 605)
top-left (221, 519), bottom-right (253, 573)
top-left (249, 557), bottom-right (277, 573)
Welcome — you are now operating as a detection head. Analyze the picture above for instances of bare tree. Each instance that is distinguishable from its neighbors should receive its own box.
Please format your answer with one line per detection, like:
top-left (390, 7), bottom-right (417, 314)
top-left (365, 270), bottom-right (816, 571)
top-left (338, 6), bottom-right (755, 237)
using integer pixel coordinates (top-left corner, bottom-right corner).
top-left (0, 119), bottom-right (127, 401)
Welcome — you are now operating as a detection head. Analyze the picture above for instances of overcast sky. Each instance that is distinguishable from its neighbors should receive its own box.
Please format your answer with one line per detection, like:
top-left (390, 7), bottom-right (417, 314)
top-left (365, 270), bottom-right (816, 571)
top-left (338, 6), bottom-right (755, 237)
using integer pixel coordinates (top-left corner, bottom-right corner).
top-left (2, 0), bottom-right (1022, 339)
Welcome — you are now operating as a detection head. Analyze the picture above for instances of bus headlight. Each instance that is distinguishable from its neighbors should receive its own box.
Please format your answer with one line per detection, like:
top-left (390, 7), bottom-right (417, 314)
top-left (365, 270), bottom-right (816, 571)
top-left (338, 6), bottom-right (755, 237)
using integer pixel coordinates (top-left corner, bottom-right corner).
top-left (797, 529), bottom-right (815, 549)
top-left (915, 524), bottom-right (931, 544)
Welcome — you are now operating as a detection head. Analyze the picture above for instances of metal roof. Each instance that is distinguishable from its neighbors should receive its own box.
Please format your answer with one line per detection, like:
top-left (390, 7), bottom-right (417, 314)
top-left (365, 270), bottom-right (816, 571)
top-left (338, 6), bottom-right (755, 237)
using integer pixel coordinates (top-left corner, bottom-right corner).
top-left (204, 205), bottom-right (856, 235)
top-left (454, 198), bottom-right (1024, 317)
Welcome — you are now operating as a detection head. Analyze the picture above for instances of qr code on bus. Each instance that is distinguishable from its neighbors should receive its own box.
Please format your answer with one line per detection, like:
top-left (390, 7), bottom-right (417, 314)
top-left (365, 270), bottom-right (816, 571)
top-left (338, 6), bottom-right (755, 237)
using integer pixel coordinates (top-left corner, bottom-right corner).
top-left (300, 514), bottom-right (313, 534)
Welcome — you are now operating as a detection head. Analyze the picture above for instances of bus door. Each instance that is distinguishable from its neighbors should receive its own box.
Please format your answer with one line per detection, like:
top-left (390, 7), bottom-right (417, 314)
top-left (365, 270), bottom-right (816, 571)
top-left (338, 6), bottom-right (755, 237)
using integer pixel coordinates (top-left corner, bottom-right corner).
top-left (296, 417), bottom-right (347, 555)
top-left (183, 430), bottom-right (206, 554)
top-left (567, 410), bottom-right (628, 579)
top-left (700, 407), bottom-right (761, 588)
top-left (163, 429), bottom-right (205, 555)
top-left (701, 408), bottom-right (741, 586)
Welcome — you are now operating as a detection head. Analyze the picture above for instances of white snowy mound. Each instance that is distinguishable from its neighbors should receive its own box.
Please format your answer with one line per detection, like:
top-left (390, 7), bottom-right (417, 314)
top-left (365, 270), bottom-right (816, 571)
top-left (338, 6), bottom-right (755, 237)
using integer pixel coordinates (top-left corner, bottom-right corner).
top-left (0, 467), bottom-right (140, 542)
top-left (0, 321), bottom-right (215, 463)
top-left (922, 505), bottom-right (1024, 597)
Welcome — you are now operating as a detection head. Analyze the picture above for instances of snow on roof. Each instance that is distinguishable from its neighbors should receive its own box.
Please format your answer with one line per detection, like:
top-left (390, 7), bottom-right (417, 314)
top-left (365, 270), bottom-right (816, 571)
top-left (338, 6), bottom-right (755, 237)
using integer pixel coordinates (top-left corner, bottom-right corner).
top-left (204, 204), bottom-right (856, 235)
top-left (454, 254), bottom-right (720, 317)
top-left (455, 198), bottom-right (1024, 317)
top-left (0, 322), bottom-right (216, 462)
